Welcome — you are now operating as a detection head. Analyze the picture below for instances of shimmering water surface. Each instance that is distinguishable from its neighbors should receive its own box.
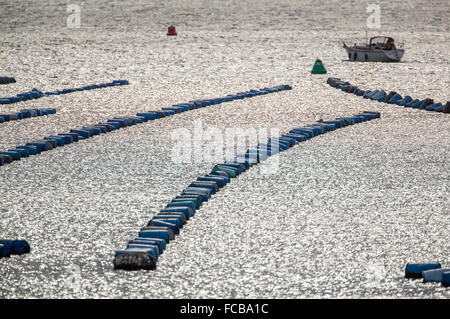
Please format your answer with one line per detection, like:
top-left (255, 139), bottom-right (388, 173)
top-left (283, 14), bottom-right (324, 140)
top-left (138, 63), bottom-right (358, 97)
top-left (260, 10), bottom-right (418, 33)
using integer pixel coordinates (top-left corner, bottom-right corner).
top-left (0, 0), bottom-right (449, 298)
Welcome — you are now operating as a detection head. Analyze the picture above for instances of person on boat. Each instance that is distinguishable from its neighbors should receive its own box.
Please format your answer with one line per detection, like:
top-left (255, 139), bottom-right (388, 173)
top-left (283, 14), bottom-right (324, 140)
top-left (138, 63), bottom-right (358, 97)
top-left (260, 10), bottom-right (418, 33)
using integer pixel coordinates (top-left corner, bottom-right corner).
top-left (384, 38), bottom-right (393, 50)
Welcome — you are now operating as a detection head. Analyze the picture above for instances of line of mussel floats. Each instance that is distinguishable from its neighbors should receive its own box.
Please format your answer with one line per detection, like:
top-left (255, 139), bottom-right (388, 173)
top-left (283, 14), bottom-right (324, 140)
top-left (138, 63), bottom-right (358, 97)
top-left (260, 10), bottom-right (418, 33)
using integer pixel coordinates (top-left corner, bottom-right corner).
top-left (0, 108), bottom-right (56, 124)
top-left (0, 240), bottom-right (30, 259)
top-left (113, 111), bottom-right (381, 270)
top-left (0, 85), bottom-right (292, 167)
top-left (0, 84), bottom-right (292, 263)
top-left (0, 80), bottom-right (129, 105)
top-left (327, 78), bottom-right (449, 113)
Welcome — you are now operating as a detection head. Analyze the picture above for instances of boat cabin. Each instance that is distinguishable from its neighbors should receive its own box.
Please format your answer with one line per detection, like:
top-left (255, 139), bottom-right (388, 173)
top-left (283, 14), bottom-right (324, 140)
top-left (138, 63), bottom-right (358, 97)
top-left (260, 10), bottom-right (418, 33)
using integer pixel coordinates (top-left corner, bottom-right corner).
top-left (369, 36), bottom-right (396, 50)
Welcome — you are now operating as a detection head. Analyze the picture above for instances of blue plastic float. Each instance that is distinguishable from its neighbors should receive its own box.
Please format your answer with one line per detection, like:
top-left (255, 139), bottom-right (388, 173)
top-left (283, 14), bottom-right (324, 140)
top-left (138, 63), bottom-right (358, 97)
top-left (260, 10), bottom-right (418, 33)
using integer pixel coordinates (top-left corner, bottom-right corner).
top-left (327, 78), bottom-right (448, 114)
top-left (422, 268), bottom-right (450, 283)
top-left (405, 263), bottom-right (441, 278)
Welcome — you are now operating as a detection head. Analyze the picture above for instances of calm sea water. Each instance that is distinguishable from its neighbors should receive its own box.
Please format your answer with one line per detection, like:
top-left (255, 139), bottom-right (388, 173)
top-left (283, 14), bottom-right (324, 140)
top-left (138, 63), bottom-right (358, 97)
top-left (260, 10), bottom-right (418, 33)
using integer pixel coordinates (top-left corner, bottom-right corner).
top-left (0, 0), bottom-right (449, 298)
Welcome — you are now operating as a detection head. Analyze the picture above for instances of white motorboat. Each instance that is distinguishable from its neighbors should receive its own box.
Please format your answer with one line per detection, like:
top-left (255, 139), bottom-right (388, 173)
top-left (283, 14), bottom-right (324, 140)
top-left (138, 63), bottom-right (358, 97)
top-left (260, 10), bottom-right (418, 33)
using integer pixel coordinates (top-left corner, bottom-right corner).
top-left (343, 36), bottom-right (405, 62)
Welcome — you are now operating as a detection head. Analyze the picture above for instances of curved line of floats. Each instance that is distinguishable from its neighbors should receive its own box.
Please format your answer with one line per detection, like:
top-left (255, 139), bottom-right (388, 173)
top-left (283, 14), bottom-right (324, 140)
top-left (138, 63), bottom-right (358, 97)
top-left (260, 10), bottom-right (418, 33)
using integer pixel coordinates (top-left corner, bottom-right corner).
top-left (113, 111), bottom-right (381, 271)
top-left (0, 80), bottom-right (129, 105)
top-left (0, 84), bottom-right (291, 261)
top-left (327, 78), bottom-right (450, 113)
top-left (0, 84), bottom-right (292, 261)
top-left (0, 77), bottom-right (16, 85)
top-left (329, 79), bottom-right (449, 287)
top-left (0, 84), bottom-right (292, 166)
top-left (0, 240), bottom-right (30, 259)
top-left (3, 78), bottom-right (447, 289)
top-left (0, 108), bottom-right (57, 124)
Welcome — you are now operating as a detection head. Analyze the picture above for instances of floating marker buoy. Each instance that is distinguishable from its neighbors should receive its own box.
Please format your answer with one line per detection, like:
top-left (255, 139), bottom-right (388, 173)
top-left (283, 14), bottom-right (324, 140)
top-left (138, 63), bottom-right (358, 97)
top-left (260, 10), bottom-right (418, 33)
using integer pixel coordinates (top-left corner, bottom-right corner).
top-left (0, 77), bottom-right (16, 84)
top-left (167, 25), bottom-right (177, 36)
top-left (311, 58), bottom-right (327, 74)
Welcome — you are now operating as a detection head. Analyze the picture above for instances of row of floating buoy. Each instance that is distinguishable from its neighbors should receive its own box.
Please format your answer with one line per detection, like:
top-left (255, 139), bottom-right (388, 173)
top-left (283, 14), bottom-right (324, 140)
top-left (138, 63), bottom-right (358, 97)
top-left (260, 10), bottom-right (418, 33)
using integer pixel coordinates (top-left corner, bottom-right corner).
top-left (0, 85), bottom-right (292, 167)
top-left (0, 108), bottom-right (56, 124)
top-left (0, 77), bottom-right (16, 85)
top-left (0, 240), bottom-right (30, 259)
top-left (405, 263), bottom-right (450, 287)
top-left (113, 111), bottom-right (381, 271)
top-left (0, 80), bottom-right (129, 105)
top-left (327, 77), bottom-right (450, 113)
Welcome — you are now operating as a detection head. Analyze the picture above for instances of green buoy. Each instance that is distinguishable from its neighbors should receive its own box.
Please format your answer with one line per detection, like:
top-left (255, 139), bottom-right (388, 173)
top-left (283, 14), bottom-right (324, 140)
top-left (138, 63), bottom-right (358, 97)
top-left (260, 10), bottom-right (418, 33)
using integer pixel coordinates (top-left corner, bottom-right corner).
top-left (311, 58), bottom-right (327, 74)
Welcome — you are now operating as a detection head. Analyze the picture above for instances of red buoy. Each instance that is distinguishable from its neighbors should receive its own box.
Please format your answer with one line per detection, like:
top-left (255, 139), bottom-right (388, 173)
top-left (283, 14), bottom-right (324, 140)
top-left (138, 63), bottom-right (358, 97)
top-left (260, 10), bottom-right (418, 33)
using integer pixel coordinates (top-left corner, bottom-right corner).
top-left (167, 25), bottom-right (177, 36)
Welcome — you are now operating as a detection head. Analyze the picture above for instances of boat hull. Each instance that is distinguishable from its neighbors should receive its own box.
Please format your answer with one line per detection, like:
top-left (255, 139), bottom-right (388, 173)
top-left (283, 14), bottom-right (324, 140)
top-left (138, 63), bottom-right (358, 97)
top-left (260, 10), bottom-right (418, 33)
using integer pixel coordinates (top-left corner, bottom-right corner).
top-left (344, 47), bottom-right (404, 62)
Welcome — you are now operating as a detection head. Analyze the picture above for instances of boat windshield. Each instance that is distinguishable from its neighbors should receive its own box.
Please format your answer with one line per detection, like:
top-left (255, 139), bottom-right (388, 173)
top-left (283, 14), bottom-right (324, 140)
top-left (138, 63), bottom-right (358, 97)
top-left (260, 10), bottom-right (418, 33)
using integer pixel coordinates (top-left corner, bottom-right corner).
top-left (369, 36), bottom-right (395, 50)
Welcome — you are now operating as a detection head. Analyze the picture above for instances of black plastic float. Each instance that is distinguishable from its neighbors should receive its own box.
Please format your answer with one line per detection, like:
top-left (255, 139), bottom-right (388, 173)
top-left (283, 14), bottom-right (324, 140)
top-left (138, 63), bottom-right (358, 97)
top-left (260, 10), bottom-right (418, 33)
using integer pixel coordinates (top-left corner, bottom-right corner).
top-left (0, 240), bottom-right (30, 259)
top-left (0, 77), bottom-right (16, 85)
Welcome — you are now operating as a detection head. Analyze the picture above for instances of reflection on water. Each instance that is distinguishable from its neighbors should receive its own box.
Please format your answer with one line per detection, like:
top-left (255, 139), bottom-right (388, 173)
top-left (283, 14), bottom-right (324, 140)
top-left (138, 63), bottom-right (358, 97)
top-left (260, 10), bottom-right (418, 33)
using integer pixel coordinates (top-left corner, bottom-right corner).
top-left (0, 0), bottom-right (448, 298)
